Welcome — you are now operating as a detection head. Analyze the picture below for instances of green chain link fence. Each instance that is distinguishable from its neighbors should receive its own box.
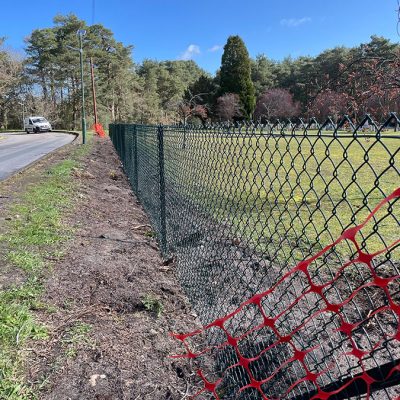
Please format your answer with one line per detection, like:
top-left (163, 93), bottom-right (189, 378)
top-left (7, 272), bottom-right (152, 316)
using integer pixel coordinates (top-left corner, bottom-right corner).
top-left (110, 114), bottom-right (399, 399)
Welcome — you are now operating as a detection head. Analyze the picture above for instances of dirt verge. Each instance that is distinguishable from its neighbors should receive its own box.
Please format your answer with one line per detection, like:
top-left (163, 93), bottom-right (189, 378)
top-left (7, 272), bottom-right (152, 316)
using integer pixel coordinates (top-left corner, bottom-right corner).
top-left (16, 137), bottom-right (207, 399)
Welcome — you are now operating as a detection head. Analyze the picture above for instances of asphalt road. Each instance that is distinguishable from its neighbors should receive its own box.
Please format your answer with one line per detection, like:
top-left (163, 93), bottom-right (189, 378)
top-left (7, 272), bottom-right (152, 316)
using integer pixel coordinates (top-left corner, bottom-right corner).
top-left (0, 131), bottom-right (75, 181)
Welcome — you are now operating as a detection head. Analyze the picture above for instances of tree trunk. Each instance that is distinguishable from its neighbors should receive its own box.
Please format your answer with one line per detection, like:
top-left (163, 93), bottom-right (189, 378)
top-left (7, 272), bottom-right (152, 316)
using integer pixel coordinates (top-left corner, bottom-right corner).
top-left (111, 98), bottom-right (115, 122)
top-left (40, 70), bottom-right (48, 101)
top-left (50, 75), bottom-right (56, 109)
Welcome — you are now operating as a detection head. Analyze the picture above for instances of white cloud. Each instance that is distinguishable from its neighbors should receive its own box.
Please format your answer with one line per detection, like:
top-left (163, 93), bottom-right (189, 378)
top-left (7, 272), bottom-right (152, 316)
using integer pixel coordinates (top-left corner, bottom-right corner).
top-left (208, 45), bottom-right (223, 52)
top-left (179, 44), bottom-right (201, 60)
top-left (280, 17), bottom-right (311, 27)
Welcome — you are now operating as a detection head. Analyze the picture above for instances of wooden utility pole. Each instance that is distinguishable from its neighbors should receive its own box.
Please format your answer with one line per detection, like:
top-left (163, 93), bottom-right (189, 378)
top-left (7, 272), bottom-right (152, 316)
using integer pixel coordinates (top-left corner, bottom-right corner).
top-left (90, 57), bottom-right (98, 125)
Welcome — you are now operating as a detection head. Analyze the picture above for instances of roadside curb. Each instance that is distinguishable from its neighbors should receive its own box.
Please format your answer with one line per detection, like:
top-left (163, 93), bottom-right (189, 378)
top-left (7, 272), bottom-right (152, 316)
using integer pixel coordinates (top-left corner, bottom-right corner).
top-left (53, 130), bottom-right (80, 141)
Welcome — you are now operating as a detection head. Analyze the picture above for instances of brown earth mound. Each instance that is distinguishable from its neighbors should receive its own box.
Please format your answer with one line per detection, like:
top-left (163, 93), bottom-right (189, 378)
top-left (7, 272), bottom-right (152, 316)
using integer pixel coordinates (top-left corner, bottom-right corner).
top-left (27, 138), bottom-right (209, 399)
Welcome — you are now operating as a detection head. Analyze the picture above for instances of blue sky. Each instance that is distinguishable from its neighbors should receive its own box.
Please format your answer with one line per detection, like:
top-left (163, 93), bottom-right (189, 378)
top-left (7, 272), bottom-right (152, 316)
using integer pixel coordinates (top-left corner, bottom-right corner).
top-left (1, 0), bottom-right (399, 73)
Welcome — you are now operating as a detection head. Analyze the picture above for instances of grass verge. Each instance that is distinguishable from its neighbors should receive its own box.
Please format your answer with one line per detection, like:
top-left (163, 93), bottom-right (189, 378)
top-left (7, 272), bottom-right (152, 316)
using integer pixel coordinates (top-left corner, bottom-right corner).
top-left (0, 137), bottom-right (92, 399)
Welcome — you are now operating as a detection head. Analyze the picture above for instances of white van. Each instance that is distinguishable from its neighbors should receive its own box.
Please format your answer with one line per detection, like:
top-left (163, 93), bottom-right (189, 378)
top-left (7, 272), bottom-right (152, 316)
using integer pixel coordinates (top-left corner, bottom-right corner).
top-left (24, 116), bottom-right (52, 133)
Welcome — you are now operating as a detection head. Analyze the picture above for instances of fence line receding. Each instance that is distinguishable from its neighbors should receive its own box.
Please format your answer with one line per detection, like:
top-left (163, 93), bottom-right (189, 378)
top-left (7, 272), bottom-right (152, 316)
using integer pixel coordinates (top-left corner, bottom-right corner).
top-left (110, 114), bottom-right (400, 400)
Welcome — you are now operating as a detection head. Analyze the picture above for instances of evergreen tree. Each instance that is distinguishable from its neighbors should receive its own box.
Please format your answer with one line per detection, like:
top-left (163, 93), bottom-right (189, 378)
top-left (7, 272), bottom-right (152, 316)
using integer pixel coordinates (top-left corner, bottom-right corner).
top-left (185, 74), bottom-right (218, 116)
top-left (25, 14), bottom-right (141, 128)
top-left (251, 54), bottom-right (277, 97)
top-left (220, 35), bottom-right (255, 118)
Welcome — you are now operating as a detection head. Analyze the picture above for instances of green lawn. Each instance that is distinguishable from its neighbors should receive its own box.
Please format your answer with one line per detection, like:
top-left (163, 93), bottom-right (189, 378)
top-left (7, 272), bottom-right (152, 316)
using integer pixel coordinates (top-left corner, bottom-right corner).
top-left (162, 129), bottom-right (399, 267)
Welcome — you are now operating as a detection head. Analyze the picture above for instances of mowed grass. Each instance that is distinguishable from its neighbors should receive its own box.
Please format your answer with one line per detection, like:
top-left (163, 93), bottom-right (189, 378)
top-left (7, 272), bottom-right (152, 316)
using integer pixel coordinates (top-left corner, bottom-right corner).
top-left (163, 130), bottom-right (399, 266)
top-left (0, 138), bottom-right (92, 399)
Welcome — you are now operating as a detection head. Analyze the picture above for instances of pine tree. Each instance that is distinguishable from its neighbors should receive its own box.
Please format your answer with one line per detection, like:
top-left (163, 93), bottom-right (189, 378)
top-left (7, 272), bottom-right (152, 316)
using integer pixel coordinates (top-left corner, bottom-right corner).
top-left (220, 35), bottom-right (255, 119)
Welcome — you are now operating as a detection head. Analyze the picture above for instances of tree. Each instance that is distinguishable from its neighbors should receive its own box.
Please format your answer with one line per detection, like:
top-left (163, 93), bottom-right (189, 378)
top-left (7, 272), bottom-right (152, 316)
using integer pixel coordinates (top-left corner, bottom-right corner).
top-left (257, 36), bottom-right (399, 118)
top-left (186, 74), bottom-right (218, 117)
top-left (334, 37), bottom-right (400, 120)
top-left (0, 40), bottom-right (21, 98)
top-left (220, 35), bottom-right (255, 119)
top-left (216, 93), bottom-right (242, 121)
top-left (0, 39), bottom-right (24, 128)
top-left (137, 59), bottom-right (207, 123)
top-left (25, 14), bottom-right (142, 129)
top-left (310, 89), bottom-right (348, 121)
top-left (254, 88), bottom-right (299, 120)
top-left (176, 97), bottom-right (207, 125)
top-left (251, 54), bottom-right (277, 97)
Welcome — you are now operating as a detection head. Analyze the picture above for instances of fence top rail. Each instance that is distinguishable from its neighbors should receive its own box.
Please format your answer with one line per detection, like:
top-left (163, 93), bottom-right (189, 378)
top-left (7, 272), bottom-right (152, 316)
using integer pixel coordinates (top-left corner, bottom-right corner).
top-left (110, 113), bottom-right (400, 139)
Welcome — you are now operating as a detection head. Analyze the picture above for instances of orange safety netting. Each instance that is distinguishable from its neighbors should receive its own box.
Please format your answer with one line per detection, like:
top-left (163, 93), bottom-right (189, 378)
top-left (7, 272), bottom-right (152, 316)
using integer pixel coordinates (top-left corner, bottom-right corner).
top-left (172, 187), bottom-right (400, 399)
top-left (93, 123), bottom-right (106, 137)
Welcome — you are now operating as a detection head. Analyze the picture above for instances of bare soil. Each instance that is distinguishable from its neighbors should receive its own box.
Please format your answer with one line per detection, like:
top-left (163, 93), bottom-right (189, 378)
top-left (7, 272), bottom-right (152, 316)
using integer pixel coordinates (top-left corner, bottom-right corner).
top-left (17, 138), bottom-right (206, 399)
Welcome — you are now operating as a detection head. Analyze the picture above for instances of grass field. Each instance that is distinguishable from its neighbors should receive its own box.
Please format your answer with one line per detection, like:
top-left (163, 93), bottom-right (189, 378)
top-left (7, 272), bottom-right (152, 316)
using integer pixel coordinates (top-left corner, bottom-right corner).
top-left (160, 129), bottom-right (399, 266)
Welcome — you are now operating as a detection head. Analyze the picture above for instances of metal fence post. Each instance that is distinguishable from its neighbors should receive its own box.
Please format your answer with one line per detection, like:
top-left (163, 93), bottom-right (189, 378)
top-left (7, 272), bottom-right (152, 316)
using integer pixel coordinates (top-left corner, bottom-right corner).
top-left (119, 124), bottom-right (122, 155)
top-left (132, 125), bottom-right (138, 194)
top-left (183, 123), bottom-right (187, 149)
top-left (109, 124), bottom-right (113, 143)
top-left (121, 125), bottom-right (125, 166)
top-left (157, 124), bottom-right (167, 254)
top-left (119, 125), bottom-right (122, 159)
top-left (126, 125), bottom-right (132, 175)
top-left (116, 124), bottom-right (121, 154)
top-left (122, 125), bottom-right (127, 168)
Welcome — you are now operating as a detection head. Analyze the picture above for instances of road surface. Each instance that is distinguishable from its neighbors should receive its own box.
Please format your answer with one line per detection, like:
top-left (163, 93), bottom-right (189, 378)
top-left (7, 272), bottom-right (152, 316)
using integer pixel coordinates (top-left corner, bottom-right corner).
top-left (0, 131), bottom-right (75, 181)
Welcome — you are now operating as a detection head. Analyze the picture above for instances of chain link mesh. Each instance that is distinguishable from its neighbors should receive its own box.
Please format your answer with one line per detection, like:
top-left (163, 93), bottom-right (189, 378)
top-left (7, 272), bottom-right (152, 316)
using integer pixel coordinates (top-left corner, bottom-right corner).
top-left (110, 114), bottom-right (400, 399)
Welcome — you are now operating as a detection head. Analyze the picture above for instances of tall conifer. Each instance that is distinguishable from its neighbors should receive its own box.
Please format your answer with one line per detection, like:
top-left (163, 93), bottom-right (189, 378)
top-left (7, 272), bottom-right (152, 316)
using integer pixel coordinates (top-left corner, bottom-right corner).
top-left (220, 35), bottom-right (255, 118)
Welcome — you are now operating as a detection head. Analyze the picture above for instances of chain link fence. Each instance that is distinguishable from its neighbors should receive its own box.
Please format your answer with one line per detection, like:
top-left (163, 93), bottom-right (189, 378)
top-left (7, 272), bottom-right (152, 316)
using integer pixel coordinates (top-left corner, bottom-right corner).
top-left (110, 114), bottom-right (400, 399)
